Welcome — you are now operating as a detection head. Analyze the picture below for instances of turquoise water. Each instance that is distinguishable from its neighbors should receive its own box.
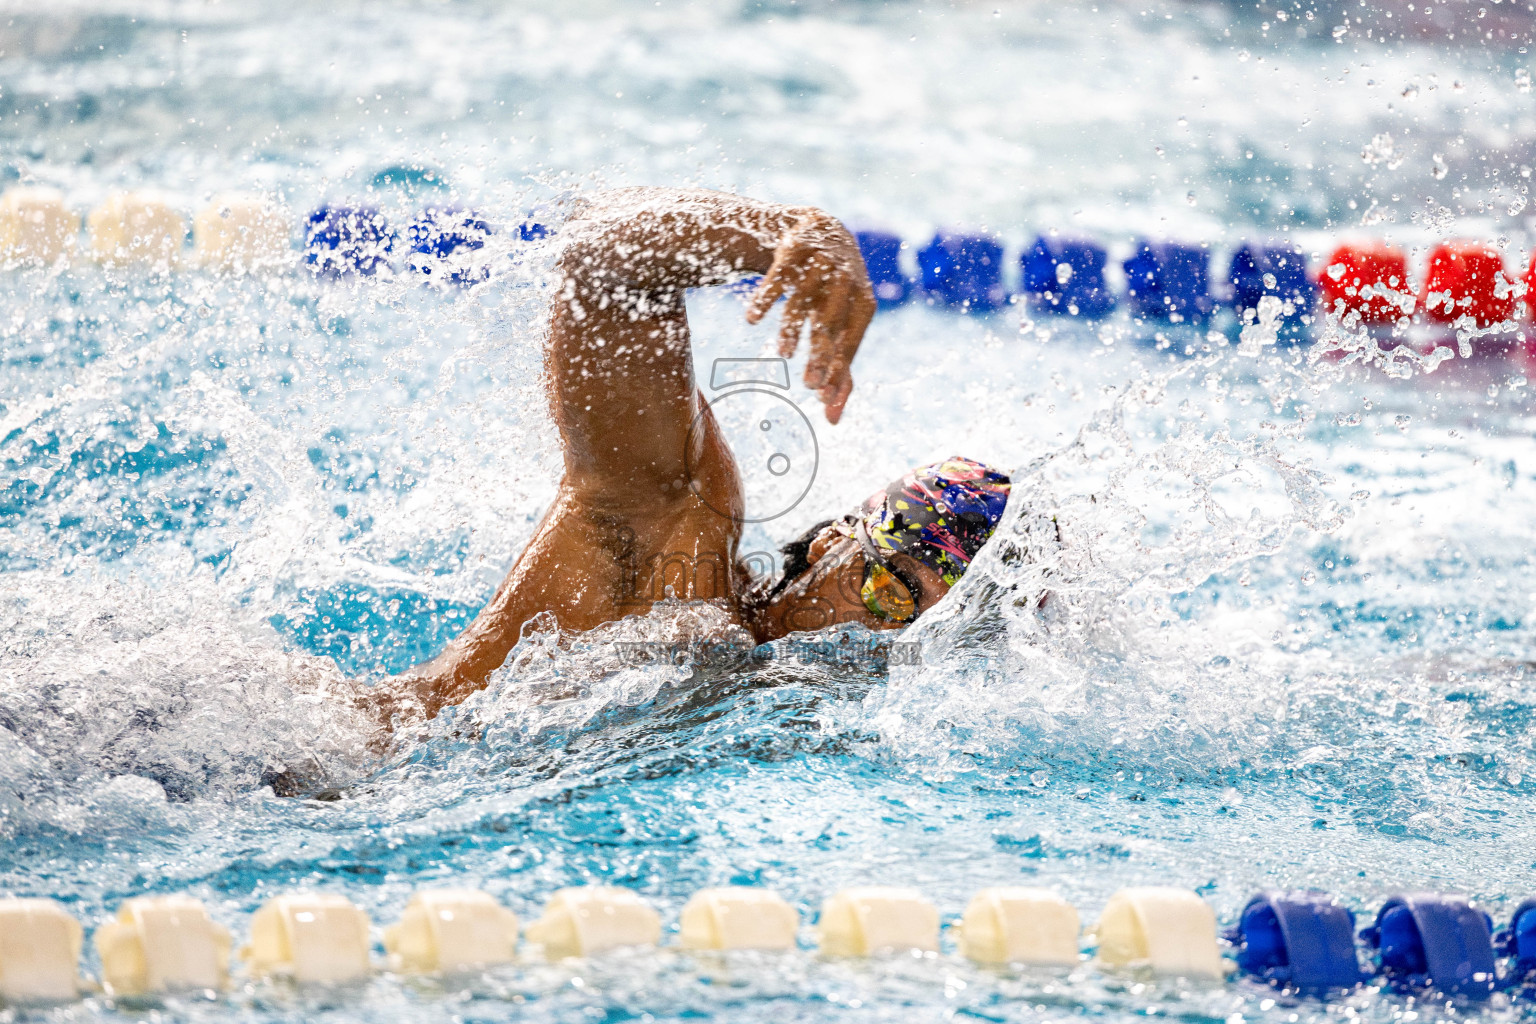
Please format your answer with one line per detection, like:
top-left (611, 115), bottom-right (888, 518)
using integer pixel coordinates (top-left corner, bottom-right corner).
top-left (5, 1), bottom-right (1536, 1021)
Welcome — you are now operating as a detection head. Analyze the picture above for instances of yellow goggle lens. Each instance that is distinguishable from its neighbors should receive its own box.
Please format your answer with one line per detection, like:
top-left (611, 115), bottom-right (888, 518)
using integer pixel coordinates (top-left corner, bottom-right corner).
top-left (860, 561), bottom-right (916, 623)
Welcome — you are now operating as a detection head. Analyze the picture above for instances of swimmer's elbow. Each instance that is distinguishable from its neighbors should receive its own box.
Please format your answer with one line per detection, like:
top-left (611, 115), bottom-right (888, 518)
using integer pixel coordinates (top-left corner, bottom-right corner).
top-left (554, 226), bottom-right (643, 301)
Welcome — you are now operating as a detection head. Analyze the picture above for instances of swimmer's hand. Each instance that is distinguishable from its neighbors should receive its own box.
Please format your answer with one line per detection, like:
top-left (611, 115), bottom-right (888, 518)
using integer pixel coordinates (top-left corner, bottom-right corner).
top-left (561, 189), bottom-right (875, 426)
top-left (349, 665), bottom-right (437, 747)
top-left (350, 648), bottom-right (490, 744)
top-left (744, 210), bottom-right (876, 425)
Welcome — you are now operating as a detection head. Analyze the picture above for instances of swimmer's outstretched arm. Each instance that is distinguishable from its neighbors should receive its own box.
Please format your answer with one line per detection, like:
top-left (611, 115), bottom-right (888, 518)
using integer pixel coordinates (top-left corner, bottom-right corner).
top-left (363, 188), bottom-right (875, 730)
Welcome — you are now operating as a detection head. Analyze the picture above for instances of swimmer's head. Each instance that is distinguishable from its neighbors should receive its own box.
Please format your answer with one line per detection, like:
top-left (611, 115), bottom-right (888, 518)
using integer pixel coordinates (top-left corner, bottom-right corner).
top-left (751, 457), bottom-right (1011, 640)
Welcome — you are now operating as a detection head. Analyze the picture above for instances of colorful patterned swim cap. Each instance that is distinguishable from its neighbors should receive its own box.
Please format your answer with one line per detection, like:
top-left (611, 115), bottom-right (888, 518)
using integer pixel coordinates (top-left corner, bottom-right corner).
top-left (859, 457), bottom-right (1012, 587)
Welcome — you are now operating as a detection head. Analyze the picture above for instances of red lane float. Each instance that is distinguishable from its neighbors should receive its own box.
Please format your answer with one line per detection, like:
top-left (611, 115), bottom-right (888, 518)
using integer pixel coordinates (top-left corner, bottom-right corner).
top-left (1318, 243), bottom-right (1410, 324)
top-left (1421, 242), bottom-right (1517, 327)
top-left (1523, 254), bottom-right (1536, 321)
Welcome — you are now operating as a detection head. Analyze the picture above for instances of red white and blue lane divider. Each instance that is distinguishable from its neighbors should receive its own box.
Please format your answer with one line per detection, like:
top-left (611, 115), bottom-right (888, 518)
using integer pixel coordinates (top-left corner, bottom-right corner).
top-left (303, 202), bottom-right (547, 283)
top-left (0, 886), bottom-right (1532, 1005)
top-left (858, 229), bottom-right (1536, 345)
top-left (3, 187), bottom-right (1531, 346)
top-left (859, 228), bottom-right (1314, 325)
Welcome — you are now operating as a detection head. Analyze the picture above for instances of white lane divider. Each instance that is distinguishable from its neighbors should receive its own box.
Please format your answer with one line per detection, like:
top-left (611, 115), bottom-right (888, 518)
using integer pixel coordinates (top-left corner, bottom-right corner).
top-left (7, 884), bottom-right (1505, 1006)
top-left (524, 886), bottom-right (662, 959)
top-left (192, 193), bottom-right (292, 273)
top-left (0, 898), bottom-right (84, 1004)
top-left (818, 886), bottom-right (940, 957)
top-left (94, 895), bottom-right (231, 996)
top-left (86, 191), bottom-right (186, 270)
top-left (384, 888), bottom-right (519, 974)
top-left (956, 886), bottom-right (1081, 966)
top-left (679, 886), bottom-right (798, 951)
top-left (243, 893), bottom-right (372, 984)
top-left (0, 188), bottom-right (75, 267)
top-left (1094, 886), bottom-right (1225, 979)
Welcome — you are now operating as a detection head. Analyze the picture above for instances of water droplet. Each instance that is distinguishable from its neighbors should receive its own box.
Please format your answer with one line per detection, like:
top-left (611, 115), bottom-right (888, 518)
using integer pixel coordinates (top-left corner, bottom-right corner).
top-left (1394, 414), bottom-right (1412, 431)
top-left (1185, 191), bottom-right (1197, 206)
top-left (1517, 68), bottom-right (1532, 93)
top-left (1300, 570), bottom-right (1316, 586)
top-left (1030, 770), bottom-right (1048, 787)
top-left (1431, 153), bottom-right (1448, 180)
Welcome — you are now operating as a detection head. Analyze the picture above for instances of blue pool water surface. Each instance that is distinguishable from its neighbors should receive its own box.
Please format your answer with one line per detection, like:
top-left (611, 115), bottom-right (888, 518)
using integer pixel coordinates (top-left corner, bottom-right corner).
top-left (5, 1), bottom-right (1536, 1021)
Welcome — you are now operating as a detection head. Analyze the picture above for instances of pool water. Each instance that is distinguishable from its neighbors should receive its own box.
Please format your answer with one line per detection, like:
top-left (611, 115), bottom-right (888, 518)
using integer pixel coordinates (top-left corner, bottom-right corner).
top-left (5, 1), bottom-right (1536, 1021)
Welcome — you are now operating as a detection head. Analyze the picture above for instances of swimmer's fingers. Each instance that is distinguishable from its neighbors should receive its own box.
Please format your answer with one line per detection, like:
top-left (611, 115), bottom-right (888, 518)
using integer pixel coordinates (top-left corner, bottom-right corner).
top-left (819, 369), bottom-right (855, 425)
top-left (805, 278), bottom-right (857, 423)
top-left (778, 287), bottom-right (815, 358)
top-left (820, 276), bottom-right (874, 425)
top-left (810, 321), bottom-right (855, 425)
top-left (803, 276), bottom-right (851, 388)
top-left (843, 275), bottom-right (877, 351)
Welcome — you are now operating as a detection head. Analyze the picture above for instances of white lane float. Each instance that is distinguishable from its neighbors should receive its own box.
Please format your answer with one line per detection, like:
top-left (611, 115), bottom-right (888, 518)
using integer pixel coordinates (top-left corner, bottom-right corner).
top-left (678, 886), bottom-right (799, 951)
top-left (87, 191), bottom-right (186, 269)
top-left (384, 888), bottom-right (519, 974)
top-left (0, 898), bottom-right (84, 1004)
top-left (1094, 886), bottom-right (1224, 979)
top-left (243, 893), bottom-right (373, 984)
top-left (956, 886), bottom-right (1080, 966)
top-left (818, 886), bottom-right (939, 957)
top-left (94, 896), bottom-right (231, 996)
top-left (193, 193), bottom-right (291, 273)
top-left (0, 187), bottom-right (76, 266)
top-left (524, 886), bottom-right (661, 958)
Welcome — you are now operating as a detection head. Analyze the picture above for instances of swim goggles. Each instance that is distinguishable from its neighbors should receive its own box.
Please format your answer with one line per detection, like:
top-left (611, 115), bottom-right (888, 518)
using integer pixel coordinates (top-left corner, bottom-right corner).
top-left (828, 516), bottom-right (922, 623)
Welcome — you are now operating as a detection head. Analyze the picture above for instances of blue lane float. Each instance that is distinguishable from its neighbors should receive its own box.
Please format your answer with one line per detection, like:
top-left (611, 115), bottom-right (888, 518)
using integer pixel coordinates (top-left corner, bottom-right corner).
top-left (917, 232), bottom-right (1007, 311)
top-left (1021, 237), bottom-right (1115, 318)
top-left (856, 230), bottom-right (912, 308)
top-left (304, 204), bottom-right (394, 277)
top-left (1227, 242), bottom-right (1315, 343)
top-left (406, 204), bottom-right (494, 286)
top-left (1496, 898), bottom-right (1536, 988)
top-left (1227, 243), bottom-right (1313, 314)
top-left (1231, 891), bottom-right (1364, 992)
top-left (1123, 240), bottom-right (1214, 324)
top-left (1361, 893), bottom-right (1497, 999)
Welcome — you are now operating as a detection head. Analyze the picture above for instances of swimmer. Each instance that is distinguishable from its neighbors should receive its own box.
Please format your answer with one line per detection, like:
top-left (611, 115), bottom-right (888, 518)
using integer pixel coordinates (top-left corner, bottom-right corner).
top-left (367, 188), bottom-right (1012, 730)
